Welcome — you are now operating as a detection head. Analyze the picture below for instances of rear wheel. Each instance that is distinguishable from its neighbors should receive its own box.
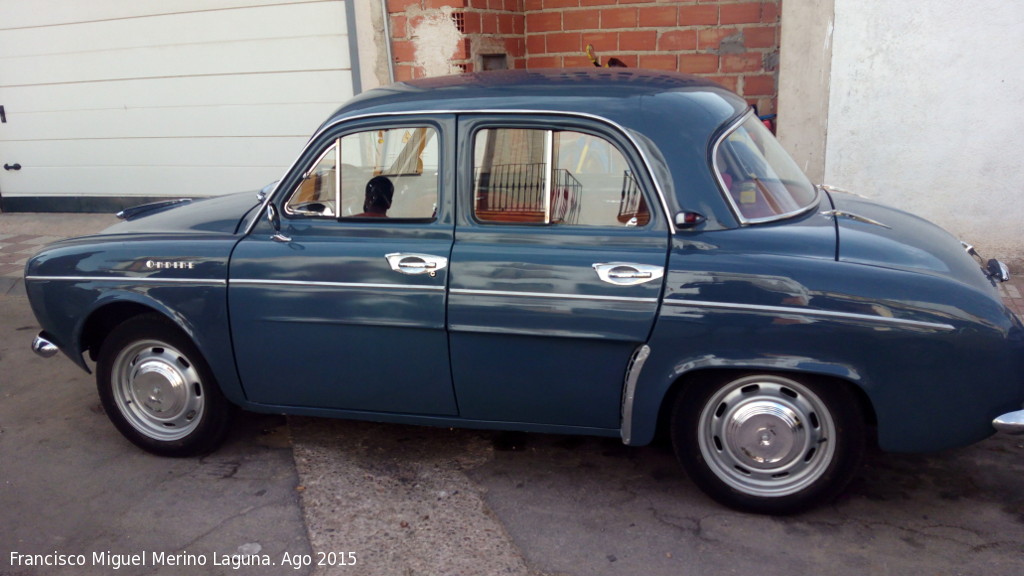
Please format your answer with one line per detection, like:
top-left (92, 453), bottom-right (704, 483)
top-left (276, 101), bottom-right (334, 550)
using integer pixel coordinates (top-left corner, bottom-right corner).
top-left (96, 314), bottom-right (233, 457)
top-left (672, 373), bottom-right (865, 514)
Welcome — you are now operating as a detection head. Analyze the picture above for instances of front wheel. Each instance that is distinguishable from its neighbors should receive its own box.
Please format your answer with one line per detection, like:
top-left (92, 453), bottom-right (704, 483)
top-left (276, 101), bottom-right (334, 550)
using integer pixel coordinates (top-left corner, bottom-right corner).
top-left (96, 314), bottom-right (234, 457)
top-left (672, 373), bottom-right (865, 514)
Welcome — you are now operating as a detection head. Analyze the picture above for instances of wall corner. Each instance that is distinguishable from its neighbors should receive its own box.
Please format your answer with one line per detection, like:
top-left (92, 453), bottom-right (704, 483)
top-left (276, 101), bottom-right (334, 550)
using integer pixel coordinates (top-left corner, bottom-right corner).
top-left (776, 0), bottom-right (835, 184)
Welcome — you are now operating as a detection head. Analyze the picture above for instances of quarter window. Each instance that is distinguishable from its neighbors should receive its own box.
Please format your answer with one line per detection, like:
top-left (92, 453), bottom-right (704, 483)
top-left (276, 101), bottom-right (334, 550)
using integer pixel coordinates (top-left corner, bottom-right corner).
top-left (714, 115), bottom-right (818, 222)
top-left (286, 126), bottom-right (439, 220)
top-left (472, 128), bottom-right (649, 227)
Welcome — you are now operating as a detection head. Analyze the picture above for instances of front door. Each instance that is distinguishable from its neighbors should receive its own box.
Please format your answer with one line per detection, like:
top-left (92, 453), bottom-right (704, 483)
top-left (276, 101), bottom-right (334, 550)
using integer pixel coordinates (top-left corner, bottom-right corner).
top-left (229, 116), bottom-right (458, 415)
top-left (448, 116), bottom-right (671, 430)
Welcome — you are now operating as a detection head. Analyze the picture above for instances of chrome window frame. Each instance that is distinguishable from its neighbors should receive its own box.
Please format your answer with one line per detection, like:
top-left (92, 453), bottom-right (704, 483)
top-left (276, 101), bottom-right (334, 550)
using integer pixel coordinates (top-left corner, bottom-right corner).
top-left (283, 139), bottom-right (340, 217)
top-left (247, 109), bottom-right (677, 236)
top-left (711, 110), bottom-right (821, 226)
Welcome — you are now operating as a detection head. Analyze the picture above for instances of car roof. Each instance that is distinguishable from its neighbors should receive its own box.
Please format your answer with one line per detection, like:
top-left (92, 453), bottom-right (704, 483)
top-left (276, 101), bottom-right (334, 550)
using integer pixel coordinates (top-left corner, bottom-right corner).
top-left (327, 68), bottom-right (747, 132)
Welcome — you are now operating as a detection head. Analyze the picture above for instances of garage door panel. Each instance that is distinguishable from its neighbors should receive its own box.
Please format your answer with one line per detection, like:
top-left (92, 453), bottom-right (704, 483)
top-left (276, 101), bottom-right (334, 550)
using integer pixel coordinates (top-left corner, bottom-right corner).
top-left (0, 2), bottom-right (344, 59)
top-left (0, 1), bottom-right (357, 203)
top-left (3, 36), bottom-right (350, 88)
top-left (3, 165), bottom-right (291, 198)
top-left (2, 102), bottom-right (340, 141)
top-left (0, 0), bottom-right (323, 31)
top-left (6, 137), bottom-right (307, 170)
top-left (2, 71), bottom-right (352, 116)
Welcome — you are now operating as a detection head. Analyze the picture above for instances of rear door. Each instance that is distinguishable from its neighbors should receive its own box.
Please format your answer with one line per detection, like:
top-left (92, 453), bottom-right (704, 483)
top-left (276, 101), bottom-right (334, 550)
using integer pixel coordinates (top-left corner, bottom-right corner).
top-left (448, 115), bottom-right (671, 430)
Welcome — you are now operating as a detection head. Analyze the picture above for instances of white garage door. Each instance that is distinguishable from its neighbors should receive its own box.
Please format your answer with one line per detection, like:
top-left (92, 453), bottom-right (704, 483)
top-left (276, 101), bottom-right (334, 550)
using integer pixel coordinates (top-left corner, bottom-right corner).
top-left (0, 0), bottom-right (359, 211)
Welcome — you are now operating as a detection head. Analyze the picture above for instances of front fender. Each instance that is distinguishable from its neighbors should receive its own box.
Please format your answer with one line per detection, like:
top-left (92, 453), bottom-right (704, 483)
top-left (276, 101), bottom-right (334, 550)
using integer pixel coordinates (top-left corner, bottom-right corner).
top-left (26, 280), bottom-right (247, 406)
top-left (24, 234), bottom-right (247, 405)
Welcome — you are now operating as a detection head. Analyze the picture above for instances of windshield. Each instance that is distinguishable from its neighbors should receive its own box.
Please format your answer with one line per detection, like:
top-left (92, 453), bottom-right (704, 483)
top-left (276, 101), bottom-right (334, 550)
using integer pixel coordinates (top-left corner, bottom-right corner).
top-left (713, 114), bottom-right (818, 223)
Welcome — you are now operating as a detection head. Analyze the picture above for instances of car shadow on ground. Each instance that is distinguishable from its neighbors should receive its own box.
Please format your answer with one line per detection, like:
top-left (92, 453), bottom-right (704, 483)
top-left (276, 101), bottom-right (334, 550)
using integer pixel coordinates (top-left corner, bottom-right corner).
top-left (287, 416), bottom-right (1024, 576)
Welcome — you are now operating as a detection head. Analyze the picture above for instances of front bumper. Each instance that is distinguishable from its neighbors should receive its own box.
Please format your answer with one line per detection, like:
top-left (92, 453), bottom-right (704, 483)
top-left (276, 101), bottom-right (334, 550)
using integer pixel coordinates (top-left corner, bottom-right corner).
top-left (993, 410), bottom-right (1024, 434)
top-left (32, 333), bottom-right (59, 358)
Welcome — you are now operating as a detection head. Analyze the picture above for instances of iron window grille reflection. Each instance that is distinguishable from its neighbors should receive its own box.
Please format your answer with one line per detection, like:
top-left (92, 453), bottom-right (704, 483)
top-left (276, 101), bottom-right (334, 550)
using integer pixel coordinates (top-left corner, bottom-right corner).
top-left (475, 164), bottom-right (582, 225)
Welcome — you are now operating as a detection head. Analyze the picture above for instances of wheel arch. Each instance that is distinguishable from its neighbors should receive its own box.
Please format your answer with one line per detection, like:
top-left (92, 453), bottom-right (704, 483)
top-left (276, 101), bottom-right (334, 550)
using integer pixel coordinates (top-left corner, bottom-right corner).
top-left (664, 368), bottom-right (873, 513)
top-left (651, 366), bottom-right (879, 449)
top-left (79, 297), bottom-right (193, 365)
top-left (94, 312), bottom-right (236, 456)
top-left (73, 289), bottom-right (246, 406)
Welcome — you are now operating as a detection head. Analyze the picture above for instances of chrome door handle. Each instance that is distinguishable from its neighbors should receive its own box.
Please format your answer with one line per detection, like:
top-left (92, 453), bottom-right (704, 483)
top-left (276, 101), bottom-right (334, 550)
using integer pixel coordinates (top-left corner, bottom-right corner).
top-left (385, 253), bottom-right (449, 277)
top-left (592, 262), bottom-right (664, 286)
top-left (611, 270), bottom-right (651, 279)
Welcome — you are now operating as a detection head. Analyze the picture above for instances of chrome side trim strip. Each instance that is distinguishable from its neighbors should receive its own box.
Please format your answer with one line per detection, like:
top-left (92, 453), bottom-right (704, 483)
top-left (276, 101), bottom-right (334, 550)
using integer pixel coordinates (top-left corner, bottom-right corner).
top-left (663, 299), bottom-right (956, 332)
top-left (620, 344), bottom-right (651, 446)
top-left (231, 279), bottom-right (445, 292)
top-left (25, 275), bottom-right (227, 285)
top-left (451, 288), bottom-right (659, 304)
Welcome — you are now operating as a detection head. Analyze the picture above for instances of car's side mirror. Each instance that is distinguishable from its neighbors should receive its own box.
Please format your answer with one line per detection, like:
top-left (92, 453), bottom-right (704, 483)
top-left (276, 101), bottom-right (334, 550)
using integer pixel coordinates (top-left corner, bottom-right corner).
top-left (266, 204), bottom-right (292, 243)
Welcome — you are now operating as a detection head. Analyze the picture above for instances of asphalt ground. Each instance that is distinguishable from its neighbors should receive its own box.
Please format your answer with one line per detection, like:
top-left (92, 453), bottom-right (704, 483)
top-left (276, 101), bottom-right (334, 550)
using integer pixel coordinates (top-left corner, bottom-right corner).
top-left (2, 211), bottom-right (1024, 576)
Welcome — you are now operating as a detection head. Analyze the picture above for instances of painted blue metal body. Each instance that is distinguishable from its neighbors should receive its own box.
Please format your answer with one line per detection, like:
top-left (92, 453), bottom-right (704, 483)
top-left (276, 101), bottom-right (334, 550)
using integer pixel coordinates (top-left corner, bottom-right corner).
top-left (24, 69), bottom-right (1024, 453)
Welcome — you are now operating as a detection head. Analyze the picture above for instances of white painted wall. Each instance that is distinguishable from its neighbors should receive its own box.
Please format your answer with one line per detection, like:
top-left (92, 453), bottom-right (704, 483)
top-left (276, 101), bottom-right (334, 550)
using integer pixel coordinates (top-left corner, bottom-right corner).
top-left (780, 0), bottom-right (1024, 267)
top-left (0, 0), bottom-right (362, 203)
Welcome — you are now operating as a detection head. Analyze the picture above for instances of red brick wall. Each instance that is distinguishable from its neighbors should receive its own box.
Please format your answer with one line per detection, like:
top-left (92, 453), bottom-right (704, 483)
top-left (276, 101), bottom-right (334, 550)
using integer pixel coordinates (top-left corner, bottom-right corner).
top-left (386, 0), bottom-right (780, 113)
top-left (459, 0), bottom-right (527, 71)
top-left (522, 0), bottom-right (781, 113)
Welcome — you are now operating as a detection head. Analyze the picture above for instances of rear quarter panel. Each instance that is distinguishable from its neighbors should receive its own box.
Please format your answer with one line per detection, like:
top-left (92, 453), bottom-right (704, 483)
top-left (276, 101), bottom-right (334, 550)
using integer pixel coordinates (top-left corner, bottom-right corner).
top-left (630, 226), bottom-right (1024, 453)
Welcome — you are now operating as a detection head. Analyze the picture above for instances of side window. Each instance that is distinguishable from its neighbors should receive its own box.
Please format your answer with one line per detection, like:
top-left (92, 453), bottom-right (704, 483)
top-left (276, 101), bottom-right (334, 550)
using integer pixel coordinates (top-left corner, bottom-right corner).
top-left (472, 128), bottom-right (649, 226)
top-left (285, 126), bottom-right (439, 220)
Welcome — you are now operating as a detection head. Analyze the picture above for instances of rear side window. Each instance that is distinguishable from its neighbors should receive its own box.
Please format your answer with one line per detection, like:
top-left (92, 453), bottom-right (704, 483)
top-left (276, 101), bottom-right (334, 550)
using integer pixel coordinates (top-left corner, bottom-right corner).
top-left (714, 115), bottom-right (818, 223)
top-left (471, 128), bottom-right (649, 227)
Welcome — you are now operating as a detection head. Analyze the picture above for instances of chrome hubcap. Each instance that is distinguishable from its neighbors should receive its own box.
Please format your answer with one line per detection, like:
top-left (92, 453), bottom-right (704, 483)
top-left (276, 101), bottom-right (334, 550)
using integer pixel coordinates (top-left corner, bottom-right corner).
top-left (698, 375), bottom-right (835, 497)
top-left (111, 340), bottom-right (204, 441)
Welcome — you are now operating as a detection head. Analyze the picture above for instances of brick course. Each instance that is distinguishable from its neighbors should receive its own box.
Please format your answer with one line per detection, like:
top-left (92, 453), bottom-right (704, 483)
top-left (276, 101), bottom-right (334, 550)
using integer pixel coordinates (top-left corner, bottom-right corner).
top-left (386, 0), bottom-right (780, 113)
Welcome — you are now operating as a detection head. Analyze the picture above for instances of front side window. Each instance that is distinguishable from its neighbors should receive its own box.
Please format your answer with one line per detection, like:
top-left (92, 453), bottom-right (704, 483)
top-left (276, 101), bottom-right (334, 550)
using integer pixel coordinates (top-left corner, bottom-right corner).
top-left (714, 115), bottom-right (818, 223)
top-left (472, 128), bottom-right (649, 227)
top-left (286, 126), bottom-right (439, 220)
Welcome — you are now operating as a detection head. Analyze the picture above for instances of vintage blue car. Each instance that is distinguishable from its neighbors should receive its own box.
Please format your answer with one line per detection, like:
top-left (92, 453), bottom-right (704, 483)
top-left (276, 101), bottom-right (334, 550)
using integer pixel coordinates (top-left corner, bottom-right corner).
top-left (26, 69), bottom-right (1024, 514)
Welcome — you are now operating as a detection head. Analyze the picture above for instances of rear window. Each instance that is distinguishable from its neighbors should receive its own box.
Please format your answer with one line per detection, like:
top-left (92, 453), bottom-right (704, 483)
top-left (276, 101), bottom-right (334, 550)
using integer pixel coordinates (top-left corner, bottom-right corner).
top-left (714, 114), bottom-right (818, 223)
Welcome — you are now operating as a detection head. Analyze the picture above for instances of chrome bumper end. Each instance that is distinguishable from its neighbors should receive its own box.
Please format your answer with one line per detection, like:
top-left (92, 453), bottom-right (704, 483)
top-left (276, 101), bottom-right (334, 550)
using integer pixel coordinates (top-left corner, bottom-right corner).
top-left (31, 333), bottom-right (59, 358)
top-left (993, 410), bottom-right (1024, 434)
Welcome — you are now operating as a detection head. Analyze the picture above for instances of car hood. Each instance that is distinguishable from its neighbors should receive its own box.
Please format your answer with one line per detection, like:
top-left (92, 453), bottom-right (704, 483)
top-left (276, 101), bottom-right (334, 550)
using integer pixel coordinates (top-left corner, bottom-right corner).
top-left (103, 191), bottom-right (262, 235)
top-left (826, 190), bottom-right (990, 290)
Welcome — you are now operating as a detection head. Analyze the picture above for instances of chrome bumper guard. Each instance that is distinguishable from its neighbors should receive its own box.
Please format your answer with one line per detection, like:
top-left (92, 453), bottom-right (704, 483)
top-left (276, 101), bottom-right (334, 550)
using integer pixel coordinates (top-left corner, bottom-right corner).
top-left (32, 333), bottom-right (59, 358)
top-left (993, 410), bottom-right (1024, 434)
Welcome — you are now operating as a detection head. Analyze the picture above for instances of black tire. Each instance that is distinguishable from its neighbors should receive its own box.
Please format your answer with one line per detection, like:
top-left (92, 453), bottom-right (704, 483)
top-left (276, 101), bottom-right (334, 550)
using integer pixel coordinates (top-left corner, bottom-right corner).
top-left (96, 314), bottom-right (234, 457)
top-left (671, 372), bottom-right (865, 514)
